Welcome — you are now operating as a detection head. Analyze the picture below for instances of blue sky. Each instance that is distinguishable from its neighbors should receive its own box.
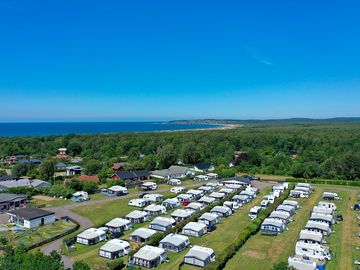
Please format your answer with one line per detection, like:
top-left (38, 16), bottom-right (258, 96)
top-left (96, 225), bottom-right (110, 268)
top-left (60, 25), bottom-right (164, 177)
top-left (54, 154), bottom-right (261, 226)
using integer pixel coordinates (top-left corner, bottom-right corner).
top-left (0, 0), bottom-right (359, 121)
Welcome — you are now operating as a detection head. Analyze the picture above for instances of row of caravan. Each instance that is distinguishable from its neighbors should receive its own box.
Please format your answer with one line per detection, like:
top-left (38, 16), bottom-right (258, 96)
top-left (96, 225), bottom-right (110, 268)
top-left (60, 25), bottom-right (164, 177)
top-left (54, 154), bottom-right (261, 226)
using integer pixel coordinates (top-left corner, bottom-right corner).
top-left (288, 193), bottom-right (340, 269)
top-left (290, 183), bottom-right (313, 198)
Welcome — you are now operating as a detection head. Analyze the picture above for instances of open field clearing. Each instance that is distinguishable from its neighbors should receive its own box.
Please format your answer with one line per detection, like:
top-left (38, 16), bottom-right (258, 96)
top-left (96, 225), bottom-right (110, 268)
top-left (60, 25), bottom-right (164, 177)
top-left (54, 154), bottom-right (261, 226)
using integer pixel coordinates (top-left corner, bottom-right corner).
top-left (224, 185), bottom-right (360, 270)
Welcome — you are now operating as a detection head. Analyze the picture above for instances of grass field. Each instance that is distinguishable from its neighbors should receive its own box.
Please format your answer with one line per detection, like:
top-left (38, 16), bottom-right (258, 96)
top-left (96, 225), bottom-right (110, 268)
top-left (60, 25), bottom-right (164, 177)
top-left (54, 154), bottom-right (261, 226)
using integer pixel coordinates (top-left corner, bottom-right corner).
top-left (1, 219), bottom-right (77, 248)
top-left (224, 185), bottom-right (359, 270)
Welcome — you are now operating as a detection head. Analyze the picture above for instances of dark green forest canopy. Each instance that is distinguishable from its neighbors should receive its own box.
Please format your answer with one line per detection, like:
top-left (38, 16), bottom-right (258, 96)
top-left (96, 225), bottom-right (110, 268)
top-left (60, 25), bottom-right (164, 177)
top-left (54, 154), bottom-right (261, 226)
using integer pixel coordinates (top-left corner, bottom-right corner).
top-left (0, 122), bottom-right (359, 180)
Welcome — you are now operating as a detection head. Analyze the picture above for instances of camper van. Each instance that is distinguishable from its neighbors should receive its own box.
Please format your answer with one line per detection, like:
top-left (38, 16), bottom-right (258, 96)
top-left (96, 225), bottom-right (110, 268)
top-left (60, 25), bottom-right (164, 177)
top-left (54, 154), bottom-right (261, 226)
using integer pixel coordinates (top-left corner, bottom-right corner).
top-left (249, 206), bottom-right (262, 220)
top-left (260, 199), bottom-right (270, 209)
top-left (128, 199), bottom-right (150, 208)
top-left (323, 192), bottom-right (340, 200)
top-left (318, 201), bottom-right (337, 211)
top-left (295, 241), bottom-right (331, 261)
top-left (288, 257), bottom-right (316, 270)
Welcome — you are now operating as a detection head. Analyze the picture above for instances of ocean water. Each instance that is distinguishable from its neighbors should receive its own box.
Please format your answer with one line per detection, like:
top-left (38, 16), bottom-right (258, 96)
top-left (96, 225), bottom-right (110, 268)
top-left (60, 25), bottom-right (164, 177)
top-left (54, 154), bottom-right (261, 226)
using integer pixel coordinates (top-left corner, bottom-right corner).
top-left (0, 122), bottom-right (218, 137)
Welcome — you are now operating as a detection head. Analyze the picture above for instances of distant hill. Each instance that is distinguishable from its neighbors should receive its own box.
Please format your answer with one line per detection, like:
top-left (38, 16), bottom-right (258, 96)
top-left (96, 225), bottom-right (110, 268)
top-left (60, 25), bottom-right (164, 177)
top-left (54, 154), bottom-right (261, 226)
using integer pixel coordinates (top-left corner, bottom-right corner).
top-left (166, 117), bottom-right (360, 127)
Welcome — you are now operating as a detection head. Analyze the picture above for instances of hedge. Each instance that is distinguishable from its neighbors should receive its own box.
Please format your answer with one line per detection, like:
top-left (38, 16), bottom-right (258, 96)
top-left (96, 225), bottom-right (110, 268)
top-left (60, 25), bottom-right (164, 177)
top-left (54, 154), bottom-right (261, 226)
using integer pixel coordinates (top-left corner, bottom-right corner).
top-left (285, 177), bottom-right (360, 187)
top-left (204, 186), bottom-right (292, 270)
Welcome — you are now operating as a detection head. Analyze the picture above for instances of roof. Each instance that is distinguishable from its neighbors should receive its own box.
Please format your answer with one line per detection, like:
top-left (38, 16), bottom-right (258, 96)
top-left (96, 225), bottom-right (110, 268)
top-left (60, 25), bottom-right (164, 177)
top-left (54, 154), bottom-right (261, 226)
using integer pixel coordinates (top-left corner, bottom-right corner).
top-left (112, 163), bottom-right (125, 170)
top-left (55, 162), bottom-right (67, 168)
top-left (130, 228), bottom-right (157, 239)
top-left (8, 207), bottom-right (54, 220)
top-left (198, 196), bottom-right (215, 204)
top-left (183, 222), bottom-right (207, 232)
top-left (185, 245), bottom-right (214, 261)
top-left (269, 211), bottom-right (290, 219)
top-left (108, 185), bottom-right (127, 192)
top-left (195, 163), bottom-right (213, 170)
top-left (0, 179), bottom-right (31, 189)
top-left (134, 170), bottom-right (150, 178)
top-left (0, 175), bottom-right (17, 182)
top-left (310, 212), bottom-right (333, 222)
top-left (31, 180), bottom-right (51, 188)
top-left (77, 175), bottom-right (99, 182)
top-left (152, 166), bottom-right (192, 177)
top-left (113, 171), bottom-right (137, 180)
top-left (126, 210), bottom-right (148, 219)
top-left (106, 218), bottom-right (131, 228)
top-left (300, 230), bottom-right (323, 242)
top-left (160, 233), bottom-right (189, 246)
top-left (150, 217), bottom-right (175, 227)
top-left (211, 206), bottom-right (231, 213)
top-left (199, 212), bottom-right (219, 222)
top-left (262, 218), bottom-right (284, 228)
top-left (305, 220), bottom-right (330, 231)
top-left (209, 192), bottom-right (226, 198)
top-left (0, 193), bottom-right (27, 204)
top-left (77, 228), bottom-right (106, 239)
top-left (171, 209), bottom-right (192, 218)
top-left (100, 239), bottom-right (130, 252)
top-left (133, 245), bottom-right (166, 261)
top-left (220, 176), bottom-right (251, 185)
top-left (144, 204), bottom-right (165, 212)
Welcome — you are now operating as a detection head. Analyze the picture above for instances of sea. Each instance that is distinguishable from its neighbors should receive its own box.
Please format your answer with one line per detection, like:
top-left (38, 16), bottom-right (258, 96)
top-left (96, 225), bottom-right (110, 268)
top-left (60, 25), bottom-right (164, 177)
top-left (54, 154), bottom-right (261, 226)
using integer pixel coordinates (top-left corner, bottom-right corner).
top-left (0, 122), bottom-right (219, 137)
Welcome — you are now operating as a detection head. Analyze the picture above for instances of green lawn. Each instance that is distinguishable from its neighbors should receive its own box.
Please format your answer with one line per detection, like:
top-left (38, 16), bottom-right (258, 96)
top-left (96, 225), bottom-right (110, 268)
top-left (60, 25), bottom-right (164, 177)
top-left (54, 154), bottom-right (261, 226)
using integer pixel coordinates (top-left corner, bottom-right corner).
top-left (1, 219), bottom-right (77, 248)
top-left (30, 196), bottom-right (74, 208)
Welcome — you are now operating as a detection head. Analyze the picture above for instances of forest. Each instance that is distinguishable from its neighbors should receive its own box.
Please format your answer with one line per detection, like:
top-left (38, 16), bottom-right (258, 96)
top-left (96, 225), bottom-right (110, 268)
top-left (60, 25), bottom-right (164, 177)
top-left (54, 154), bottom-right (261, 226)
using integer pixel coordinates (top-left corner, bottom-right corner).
top-left (0, 122), bottom-right (359, 181)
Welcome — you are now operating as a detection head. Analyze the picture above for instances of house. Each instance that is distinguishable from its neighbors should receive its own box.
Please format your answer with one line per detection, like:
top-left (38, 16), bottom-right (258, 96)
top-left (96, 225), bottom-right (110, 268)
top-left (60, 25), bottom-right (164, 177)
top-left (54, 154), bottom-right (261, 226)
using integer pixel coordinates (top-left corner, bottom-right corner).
top-left (194, 175), bottom-right (209, 181)
top-left (151, 165), bottom-right (194, 180)
top-left (299, 229), bottom-right (324, 244)
top-left (126, 210), bottom-right (148, 224)
top-left (186, 202), bottom-right (204, 213)
top-left (209, 192), bottom-right (226, 201)
top-left (304, 220), bottom-right (331, 236)
top-left (77, 175), bottom-right (100, 183)
top-left (162, 198), bottom-right (180, 209)
top-left (57, 148), bottom-right (67, 157)
top-left (143, 193), bottom-right (164, 203)
top-left (182, 222), bottom-right (207, 237)
top-left (288, 257), bottom-right (317, 270)
top-left (219, 188), bottom-right (233, 195)
top-left (206, 173), bottom-right (219, 179)
top-left (112, 163), bottom-right (125, 172)
top-left (76, 228), bottom-right (107, 246)
top-left (19, 159), bottom-right (41, 165)
top-left (112, 170), bottom-right (150, 182)
top-left (276, 204), bottom-right (296, 215)
top-left (231, 194), bottom-right (250, 204)
top-left (0, 193), bottom-right (27, 213)
top-left (184, 245), bottom-right (216, 268)
top-left (260, 218), bottom-right (286, 235)
top-left (210, 206), bottom-right (232, 218)
top-left (269, 210), bottom-right (291, 224)
top-left (197, 196), bottom-right (215, 206)
top-left (106, 218), bottom-right (132, 233)
top-left (194, 163), bottom-right (214, 173)
top-left (130, 228), bottom-right (157, 243)
top-left (167, 179), bottom-right (182, 186)
top-left (140, 181), bottom-right (157, 191)
top-left (31, 179), bottom-right (51, 189)
top-left (219, 176), bottom-right (251, 188)
top-left (131, 245), bottom-right (168, 268)
top-left (198, 186), bottom-right (213, 194)
top-left (171, 209), bottom-right (192, 222)
top-left (159, 233), bottom-right (190, 252)
top-left (99, 239), bottom-right (131, 259)
top-left (66, 165), bottom-right (83, 176)
top-left (295, 242), bottom-right (331, 261)
top-left (55, 162), bottom-right (67, 171)
top-left (128, 198), bottom-right (150, 207)
top-left (101, 185), bottom-right (128, 197)
top-left (149, 217), bottom-right (175, 232)
top-left (198, 212), bottom-right (220, 229)
top-left (8, 207), bottom-right (55, 228)
top-left (144, 204), bottom-right (166, 216)
top-left (309, 212), bottom-right (334, 226)
top-left (186, 189), bottom-right (204, 200)
top-left (71, 191), bottom-right (89, 202)
top-left (3, 156), bottom-right (17, 165)
top-left (0, 179), bottom-right (31, 191)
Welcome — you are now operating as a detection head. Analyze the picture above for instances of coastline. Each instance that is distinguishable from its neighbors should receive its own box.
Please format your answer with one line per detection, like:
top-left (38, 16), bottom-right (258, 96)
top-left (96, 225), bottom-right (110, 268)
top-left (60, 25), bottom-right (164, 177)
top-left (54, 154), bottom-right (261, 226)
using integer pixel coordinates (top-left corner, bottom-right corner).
top-left (155, 123), bottom-right (243, 133)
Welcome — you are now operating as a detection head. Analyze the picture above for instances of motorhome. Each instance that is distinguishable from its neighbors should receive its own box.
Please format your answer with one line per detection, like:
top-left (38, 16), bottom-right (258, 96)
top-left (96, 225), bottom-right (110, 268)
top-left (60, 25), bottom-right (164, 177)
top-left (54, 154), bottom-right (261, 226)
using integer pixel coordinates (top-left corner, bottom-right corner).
top-left (128, 198), bottom-right (150, 208)
top-left (288, 257), bottom-right (316, 270)
top-left (323, 192), bottom-right (339, 200)
top-left (263, 195), bottom-right (275, 204)
top-left (248, 206), bottom-right (262, 220)
top-left (295, 241), bottom-right (331, 261)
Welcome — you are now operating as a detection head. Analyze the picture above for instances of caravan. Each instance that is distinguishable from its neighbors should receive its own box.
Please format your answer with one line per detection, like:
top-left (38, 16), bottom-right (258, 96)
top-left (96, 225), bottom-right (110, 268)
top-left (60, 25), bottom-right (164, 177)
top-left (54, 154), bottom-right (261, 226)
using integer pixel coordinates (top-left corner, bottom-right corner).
top-left (323, 192), bottom-right (340, 200)
top-left (288, 257), bottom-right (316, 270)
top-left (71, 191), bottom-right (89, 202)
top-left (249, 206), bottom-right (262, 220)
top-left (128, 199), bottom-right (150, 208)
top-left (295, 241), bottom-right (331, 261)
top-left (260, 199), bottom-right (270, 209)
top-left (318, 201), bottom-right (337, 211)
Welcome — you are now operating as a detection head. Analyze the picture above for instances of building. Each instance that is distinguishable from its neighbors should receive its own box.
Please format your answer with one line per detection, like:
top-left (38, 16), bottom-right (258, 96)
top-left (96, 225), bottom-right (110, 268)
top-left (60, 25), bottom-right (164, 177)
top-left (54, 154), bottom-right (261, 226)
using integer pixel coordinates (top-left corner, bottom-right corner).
top-left (101, 185), bottom-right (128, 197)
top-left (126, 210), bottom-right (148, 224)
top-left (260, 218), bottom-right (286, 235)
top-left (111, 170), bottom-right (150, 182)
top-left (198, 212), bottom-right (220, 229)
top-left (210, 206), bottom-right (232, 218)
top-left (184, 245), bottom-right (216, 268)
top-left (31, 179), bottom-right (51, 189)
top-left (99, 239), bottom-right (131, 259)
top-left (0, 179), bottom-right (31, 191)
top-left (149, 217), bottom-right (175, 232)
top-left (219, 176), bottom-right (251, 188)
top-left (8, 207), bottom-right (55, 228)
top-left (57, 148), bottom-right (67, 157)
top-left (159, 233), bottom-right (190, 252)
top-left (112, 163), bottom-right (125, 172)
top-left (194, 163), bottom-right (215, 173)
top-left (0, 193), bottom-right (27, 213)
top-left (76, 228), bottom-right (106, 246)
top-left (151, 165), bottom-right (194, 180)
top-left (162, 198), bottom-right (180, 209)
top-left (144, 204), bottom-right (166, 216)
top-left (55, 162), bottom-right (67, 171)
top-left (106, 218), bottom-right (132, 233)
top-left (182, 222), bottom-right (207, 237)
top-left (66, 165), bottom-right (83, 176)
top-left (171, 209), bottom-right (192, 222)
top-left (130, 228), bottom-right (157, 243)
top-left (0, 175), bottom-right (17, 181)
top-left (131, 245), bottom-right (168, 268)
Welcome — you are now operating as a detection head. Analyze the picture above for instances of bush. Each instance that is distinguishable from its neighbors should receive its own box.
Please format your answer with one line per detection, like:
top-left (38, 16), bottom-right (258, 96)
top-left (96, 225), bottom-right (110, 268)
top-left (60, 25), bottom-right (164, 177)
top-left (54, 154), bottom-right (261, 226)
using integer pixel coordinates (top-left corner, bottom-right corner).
top-left (107, 259), bottom-right (125, 270)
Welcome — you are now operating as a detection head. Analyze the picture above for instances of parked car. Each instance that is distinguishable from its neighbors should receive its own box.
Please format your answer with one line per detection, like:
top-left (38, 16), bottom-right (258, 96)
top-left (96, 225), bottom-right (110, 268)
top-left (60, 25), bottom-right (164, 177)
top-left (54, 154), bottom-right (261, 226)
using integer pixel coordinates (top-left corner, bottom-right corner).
top-left (336, 214), bottom-right (343, 221)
